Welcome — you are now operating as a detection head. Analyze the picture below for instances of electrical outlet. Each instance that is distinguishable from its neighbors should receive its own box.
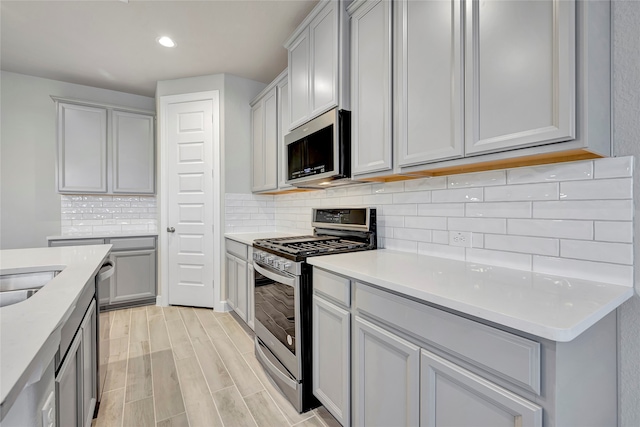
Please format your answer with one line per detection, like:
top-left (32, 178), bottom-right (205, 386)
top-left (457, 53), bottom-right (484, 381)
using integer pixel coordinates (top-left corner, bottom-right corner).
top-left (449, 231), bottom-right (472, 248)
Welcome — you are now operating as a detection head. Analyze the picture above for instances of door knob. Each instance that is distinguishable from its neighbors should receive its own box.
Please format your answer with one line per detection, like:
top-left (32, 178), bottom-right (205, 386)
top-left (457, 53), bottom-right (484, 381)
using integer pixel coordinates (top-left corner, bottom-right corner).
top-left (167, 227), bottom-right (176, 233)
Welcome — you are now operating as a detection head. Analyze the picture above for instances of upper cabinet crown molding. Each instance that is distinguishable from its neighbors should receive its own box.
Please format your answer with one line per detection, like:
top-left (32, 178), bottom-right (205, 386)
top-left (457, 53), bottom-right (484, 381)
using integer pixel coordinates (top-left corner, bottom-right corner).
top-left (54, 98), bottom-right (156, 195)
top-left (50, 96), bottom-right (154, 116)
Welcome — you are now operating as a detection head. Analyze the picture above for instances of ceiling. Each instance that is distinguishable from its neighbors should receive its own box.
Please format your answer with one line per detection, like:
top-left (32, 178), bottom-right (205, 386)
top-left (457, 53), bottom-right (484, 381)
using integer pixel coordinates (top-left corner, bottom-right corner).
top-left (0, 0), bottom-right (318, 97)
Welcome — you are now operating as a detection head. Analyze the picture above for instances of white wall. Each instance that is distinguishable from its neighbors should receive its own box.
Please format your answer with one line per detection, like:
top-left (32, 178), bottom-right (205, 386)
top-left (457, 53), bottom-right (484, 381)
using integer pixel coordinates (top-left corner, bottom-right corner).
top-left (612, 1), bottom-right (640, 425)
top-left (0, 71), bottom-right (154, 249)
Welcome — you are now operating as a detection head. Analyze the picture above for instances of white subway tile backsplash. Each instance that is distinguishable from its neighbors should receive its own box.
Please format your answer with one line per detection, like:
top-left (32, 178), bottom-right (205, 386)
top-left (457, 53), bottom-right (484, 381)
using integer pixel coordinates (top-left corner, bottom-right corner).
top-left (417, 242), bottom-right (465, 261)
top-left (392, 191), bottom-right (431, 204)
top-left (418, 203), bottom-right (465, 217)
top-left (394, 228), bottom-right (432, 243)
top-left (533, 200), bottom-right (633, 220)
top-left (347, 184), bottom-right (372, 196)
top-left (404, 216), bottom-right (447, 230)
top-left (532, 256), bottom-right (633, 287)
top-left (448, 217), bottom-right (506, 234)
top-left (560, 240), bottom-right (633, 265)
top-left (484, 234), bottom-right (559, 256)
top-left (507, 219), bottom-right (593, 240)
top-left (485, 182), bottom-right (559, 202)
top-left (466, 248), bottom-right (532, 270)
top-left (594, 221), bottom-right (633, 243)
top-left (447, 170), bottom-right (506, 188)
top-left (404, 176), bottom-right (447, 191)
top-left (362, 193), bottom-right (394, 205)
top-left (432, 187), bottom-right (483, 203)
top-left (381, 238), bottom-right (418, 253)
top-left (379, 216), bottom-right (405, 228)
top-left (380, 204), bottom-right (418, 216)
top-left (559, 178), bottom-right (632, 200)
top-left (372, 181), bottom-right (405, 193)
top-left (507, 161), bottom-right (593, 184)
top-left (432, 230), bottom-right (449, 244)
top-left (465, 202), bottom-right (532, 218)
top-left (594, 156), bottom-right (633, 179)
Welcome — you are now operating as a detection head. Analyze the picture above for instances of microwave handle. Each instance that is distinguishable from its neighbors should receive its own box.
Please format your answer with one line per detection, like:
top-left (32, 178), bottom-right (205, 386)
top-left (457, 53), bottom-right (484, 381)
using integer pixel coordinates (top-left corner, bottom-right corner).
top-left (253, 262), bottom-right (295, 288)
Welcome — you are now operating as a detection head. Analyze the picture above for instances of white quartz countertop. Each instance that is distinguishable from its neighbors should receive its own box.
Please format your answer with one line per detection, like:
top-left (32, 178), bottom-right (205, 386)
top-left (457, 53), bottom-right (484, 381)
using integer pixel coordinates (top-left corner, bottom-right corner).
top-left (308, 250), bottom-right (634, 342)
top-left (224, 232), bottom-right (296, 246)
top-left (47, 231), bottom-right (158, 240)
top-left (0, 245), bottom-right (112, 417)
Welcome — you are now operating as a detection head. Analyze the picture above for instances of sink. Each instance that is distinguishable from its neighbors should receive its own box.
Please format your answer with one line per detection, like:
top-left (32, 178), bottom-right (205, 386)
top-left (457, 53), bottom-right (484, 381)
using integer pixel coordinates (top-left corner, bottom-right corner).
top-left (0, 270), bottom-right (62, 307)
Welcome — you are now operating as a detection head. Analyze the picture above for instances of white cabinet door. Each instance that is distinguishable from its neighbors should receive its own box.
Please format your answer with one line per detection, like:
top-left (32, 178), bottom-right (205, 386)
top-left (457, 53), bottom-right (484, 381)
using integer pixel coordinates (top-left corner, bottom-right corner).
top-left (251, 87), bottom-right (278, 192)
top-left (112, 111), bottom-right (155, 194)
top-left (465, 0), bottom-right (575, 155)
top-left (354, 316), bottom-right (420, 427)
top-left (57, 103), bottom-right (108, 193)
top-left (235, 256), bottom-right (248, 322)
top-left (351, 0), bottom-right (393, 175)
top-left (310, 1), bottom-right (339, 117)
top-left (420, 349), bottom-right (542, 427)
top-left (226, 254), bottom-right (237, 310)
top-left (288, 29), bottom-right (311, 130)
top-left (313, 295), bottom-right (350, 425)
top-left (277, 76), bottom-right (293, 190)
top-left (396, 0), bottom-right (464, 167)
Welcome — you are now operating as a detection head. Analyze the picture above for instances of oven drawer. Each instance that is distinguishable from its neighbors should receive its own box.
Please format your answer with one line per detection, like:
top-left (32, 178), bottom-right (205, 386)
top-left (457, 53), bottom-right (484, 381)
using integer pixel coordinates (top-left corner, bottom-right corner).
top-left (313, 267), bottom-right (351, 308)
top-left (226, 239), bottom-right (248, 260)
top-left (355, 282), bottom-right (541, 394)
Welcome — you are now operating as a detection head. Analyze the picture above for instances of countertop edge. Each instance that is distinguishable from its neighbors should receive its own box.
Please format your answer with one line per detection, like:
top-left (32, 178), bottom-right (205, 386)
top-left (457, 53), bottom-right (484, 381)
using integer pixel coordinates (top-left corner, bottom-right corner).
top-left (47, 232), bottom-right (158, 240)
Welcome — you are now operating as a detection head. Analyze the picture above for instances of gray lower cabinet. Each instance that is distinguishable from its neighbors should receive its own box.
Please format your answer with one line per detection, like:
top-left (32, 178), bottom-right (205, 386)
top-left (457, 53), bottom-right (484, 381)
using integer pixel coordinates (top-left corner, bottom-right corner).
top-left (353, 316), bottom-right (420, 427)
top-left (225, 239), bottom-right (252, 328)
top-left (110, 249), bottom-right (156, 304)
top-left (49, 236), bottom-right (157, 309)
top-left (420, 349), bottom-right (542, 427)
top-left (56, 300), bottom-right (97, 427)
top-left (312, 295), bottom-right (350, 425)
top-left (226, 254), bottom-right (238, 311)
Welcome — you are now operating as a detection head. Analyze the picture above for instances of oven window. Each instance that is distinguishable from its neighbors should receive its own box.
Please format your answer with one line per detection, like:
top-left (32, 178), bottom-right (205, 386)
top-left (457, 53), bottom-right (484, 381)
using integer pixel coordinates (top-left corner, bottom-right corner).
top-left (254, 268), bottom-right (296, 355)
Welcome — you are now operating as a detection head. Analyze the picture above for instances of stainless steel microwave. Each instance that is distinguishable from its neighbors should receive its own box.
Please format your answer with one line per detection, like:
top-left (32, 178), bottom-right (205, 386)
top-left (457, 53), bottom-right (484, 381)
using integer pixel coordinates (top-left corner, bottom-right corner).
top-left (285, 108), bottom-right (359, 188)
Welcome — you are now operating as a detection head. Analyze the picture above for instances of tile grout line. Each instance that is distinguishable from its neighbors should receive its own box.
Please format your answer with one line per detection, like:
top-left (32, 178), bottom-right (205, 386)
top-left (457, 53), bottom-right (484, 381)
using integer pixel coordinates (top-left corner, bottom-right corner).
top-left (144, 306), bottom-right (158, 427)
top-left (120, 309), bottom-right (132, 427)
top-left (161, 307), bottom-right (191, 427)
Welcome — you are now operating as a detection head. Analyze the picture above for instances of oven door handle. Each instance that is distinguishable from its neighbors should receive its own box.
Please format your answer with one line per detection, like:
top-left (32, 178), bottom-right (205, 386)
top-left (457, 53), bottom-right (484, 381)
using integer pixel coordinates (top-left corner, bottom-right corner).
top-left (255, 339), bottom-right (298, 390)
top-left (254, 262), bottom-right (296, 288)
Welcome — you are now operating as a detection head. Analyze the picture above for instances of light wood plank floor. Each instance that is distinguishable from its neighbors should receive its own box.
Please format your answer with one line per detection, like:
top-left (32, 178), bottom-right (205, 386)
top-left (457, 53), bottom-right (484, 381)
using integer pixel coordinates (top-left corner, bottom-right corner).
top-left (94, 306), bottom-right (340, 427)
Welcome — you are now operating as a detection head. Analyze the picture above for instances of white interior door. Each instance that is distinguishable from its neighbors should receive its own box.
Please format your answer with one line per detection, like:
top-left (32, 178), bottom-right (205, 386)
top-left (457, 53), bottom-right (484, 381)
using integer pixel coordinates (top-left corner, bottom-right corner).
top-left (166, 99), bottom-right (215, 307)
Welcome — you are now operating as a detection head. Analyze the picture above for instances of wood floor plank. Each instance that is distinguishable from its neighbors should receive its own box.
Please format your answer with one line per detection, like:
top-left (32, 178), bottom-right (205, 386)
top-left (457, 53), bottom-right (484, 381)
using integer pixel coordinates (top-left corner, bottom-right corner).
top-left (212, 387), bottom-right (258, 427)
top-left (149, 314), bottom-right (171, 353)
top-left (242, 351), bottom-right (311, 425)
top-left (165, 319), bottom-right (195, 360)
top-left (175, 355), bottom-right (224, 427)
top-left (293, 416), bottom-right (325, 427)
top-left (111, 309), bottom-right (131, 338)
top-left (123, 396), bottom-right (155, 427)
top-left (194, 309), bottom-right (228, 341)
top-left (95, 388), bottom-right (125, 427)
top-left (212, 335), bottom-right (264, 397)
top-left (179, 308), bottom-right (210, 343)
top-left (108, 336), bottom-right (129, 363)
top-left (129, 309), bottom-right (150, 358)
top-left (315, 406), bottom-right (342, 427)
top-left (126, 353), bottom-right (153, 403)
top-left (156, 412), bottom-right (189, 427)
top-left (147, 305), bottom-right (164, 319)
top-left (185, 398), bottom-right (224, 427)
top-left (151, 349), bottom-right (185, 422)
top-left (103, 360), bottom-right (127, 392)
top-left (191, 338), bottom-right (234, 393)
top-left (218, 315), bottom-right (254, 354)
top-left (244, 390), bottom-right (289, 427)
top-left (163, 306), bottom-right (182, 322)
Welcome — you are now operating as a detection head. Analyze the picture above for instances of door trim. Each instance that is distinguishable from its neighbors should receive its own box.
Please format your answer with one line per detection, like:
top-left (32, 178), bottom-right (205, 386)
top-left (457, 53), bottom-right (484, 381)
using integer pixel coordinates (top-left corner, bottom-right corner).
top-left (158, 91), bottom-right (223, 310)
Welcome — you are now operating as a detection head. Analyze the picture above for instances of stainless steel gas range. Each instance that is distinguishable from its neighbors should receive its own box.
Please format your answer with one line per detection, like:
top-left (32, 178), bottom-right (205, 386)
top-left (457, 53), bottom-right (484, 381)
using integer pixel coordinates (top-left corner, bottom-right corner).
top-left (252, 207), bottom-right (377, 413)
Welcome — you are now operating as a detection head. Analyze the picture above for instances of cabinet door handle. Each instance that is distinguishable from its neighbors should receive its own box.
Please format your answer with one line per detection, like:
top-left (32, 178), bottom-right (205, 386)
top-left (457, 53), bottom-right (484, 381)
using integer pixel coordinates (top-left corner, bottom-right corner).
top-left (167, 227), bottom-right (175, 233)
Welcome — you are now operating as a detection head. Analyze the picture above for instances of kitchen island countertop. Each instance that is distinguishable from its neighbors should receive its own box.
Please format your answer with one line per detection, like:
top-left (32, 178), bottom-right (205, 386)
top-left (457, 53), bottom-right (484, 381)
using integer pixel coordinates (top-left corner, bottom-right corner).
top-left (0, 245), bottom-right (112, 419)
top-left (308, 249), bottom-right (634, 342)
top-left (47, 231), bottom-right (158, 240)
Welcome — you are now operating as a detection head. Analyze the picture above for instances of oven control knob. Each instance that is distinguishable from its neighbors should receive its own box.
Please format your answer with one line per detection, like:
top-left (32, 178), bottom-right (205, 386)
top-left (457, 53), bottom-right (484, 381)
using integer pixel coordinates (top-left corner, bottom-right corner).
top-left (266, 256), bottom-right (275, 264)
top-left (276, 260), bottom-right (285, 269)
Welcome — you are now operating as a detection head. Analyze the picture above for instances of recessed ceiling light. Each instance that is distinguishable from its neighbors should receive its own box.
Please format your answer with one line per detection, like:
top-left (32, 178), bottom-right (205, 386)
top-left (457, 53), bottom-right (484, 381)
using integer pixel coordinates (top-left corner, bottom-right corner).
top-left (157, 36), bottom-right (176, 48)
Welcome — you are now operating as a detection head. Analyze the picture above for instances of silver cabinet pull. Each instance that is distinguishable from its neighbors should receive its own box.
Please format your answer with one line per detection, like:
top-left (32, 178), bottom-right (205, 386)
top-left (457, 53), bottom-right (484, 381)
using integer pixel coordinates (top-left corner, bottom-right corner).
top-left (167, 227), bottom-right (176, 233)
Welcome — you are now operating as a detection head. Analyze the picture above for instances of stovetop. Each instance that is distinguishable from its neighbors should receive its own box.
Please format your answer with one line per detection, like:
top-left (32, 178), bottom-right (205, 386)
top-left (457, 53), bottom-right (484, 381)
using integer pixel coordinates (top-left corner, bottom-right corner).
top-left (254, 235), bottom-right (369, 258)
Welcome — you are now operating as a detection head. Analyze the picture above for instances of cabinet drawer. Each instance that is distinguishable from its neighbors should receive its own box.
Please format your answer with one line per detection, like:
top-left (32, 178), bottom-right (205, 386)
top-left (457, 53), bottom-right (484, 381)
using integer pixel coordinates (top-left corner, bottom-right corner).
top-left (355, 283), bottom-right (540, 394)
top-left (108, 237), bottom-right (156, 251)
top-left (226, 239), bottom-right (248, 260)
top-left (49, 238), bottom-right (105, 247)
top-left (313, 267), bottom-right (351, 308)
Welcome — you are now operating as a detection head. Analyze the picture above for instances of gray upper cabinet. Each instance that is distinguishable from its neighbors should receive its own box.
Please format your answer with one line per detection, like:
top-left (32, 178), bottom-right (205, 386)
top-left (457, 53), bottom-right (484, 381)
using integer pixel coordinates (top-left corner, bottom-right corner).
top-left (395, 0), bottom-right (464, 167)
top-left (464, 0), bottom-right (575, 156)
top-left (251, 87), bottom-right (278, 193)
top-left (354, 315), bottom-right (420, 427)
top-left (57, 102), bottom-right (108, 193)
top-left (54, 98), bottom-right (155, 195)
top-left (349, 0), bottom-right (393, 176)
top-left (285, 0), bottom-right (349, 131)
top-left (112, 110), bottom-right (155, 194)
top-left (277, 73), bottom-right (293, 190)
top-left (421, 349), bottom-right (542, 427)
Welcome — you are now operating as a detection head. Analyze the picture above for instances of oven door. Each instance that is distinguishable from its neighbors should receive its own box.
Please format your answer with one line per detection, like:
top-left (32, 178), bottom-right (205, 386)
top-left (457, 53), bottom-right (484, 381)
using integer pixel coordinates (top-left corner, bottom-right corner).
top-left (253, 261), bottom-right (301, 380)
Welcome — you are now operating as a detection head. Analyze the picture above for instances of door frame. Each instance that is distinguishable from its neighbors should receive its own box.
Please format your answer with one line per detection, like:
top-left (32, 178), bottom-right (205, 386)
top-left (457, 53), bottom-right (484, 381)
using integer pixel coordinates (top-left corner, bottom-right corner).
top-left (158, 91), bottom-right (225, 311)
